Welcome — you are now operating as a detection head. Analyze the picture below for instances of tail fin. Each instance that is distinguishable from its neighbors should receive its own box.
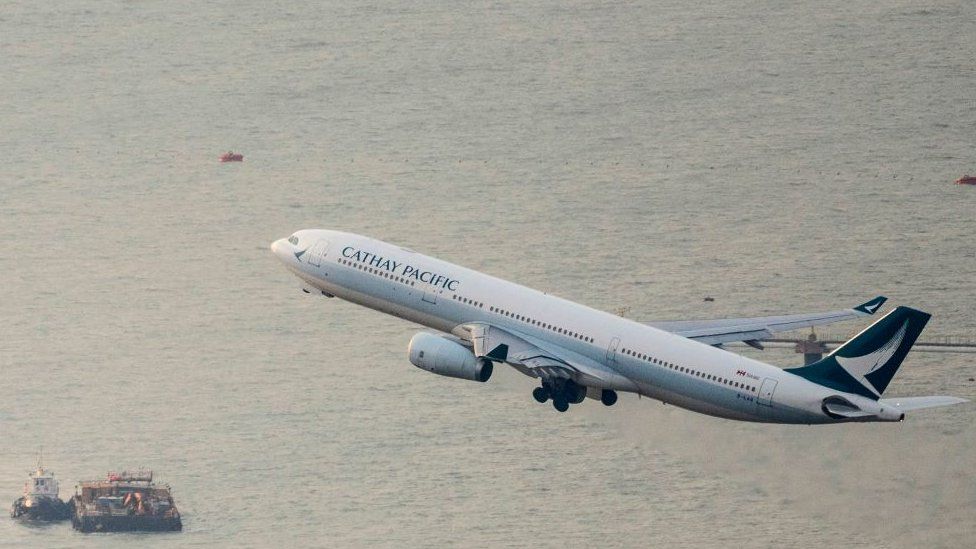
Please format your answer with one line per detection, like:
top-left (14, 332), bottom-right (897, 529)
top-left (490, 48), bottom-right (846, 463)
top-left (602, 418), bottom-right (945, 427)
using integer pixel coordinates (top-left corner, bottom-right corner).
top-left (785, 306), bottom-right (930, 399)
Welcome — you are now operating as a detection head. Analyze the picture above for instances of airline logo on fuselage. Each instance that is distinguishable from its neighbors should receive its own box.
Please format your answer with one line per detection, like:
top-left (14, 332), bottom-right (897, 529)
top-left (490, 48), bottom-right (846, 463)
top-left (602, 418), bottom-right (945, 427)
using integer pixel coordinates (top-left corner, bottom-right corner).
top-left (342, 246), bottom-right (460, 291)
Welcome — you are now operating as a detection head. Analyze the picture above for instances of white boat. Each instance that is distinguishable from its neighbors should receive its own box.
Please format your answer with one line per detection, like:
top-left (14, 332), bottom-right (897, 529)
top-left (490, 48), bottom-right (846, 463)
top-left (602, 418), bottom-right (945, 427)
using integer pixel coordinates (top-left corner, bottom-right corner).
top-left (10, 458), bottom-right (70, 521)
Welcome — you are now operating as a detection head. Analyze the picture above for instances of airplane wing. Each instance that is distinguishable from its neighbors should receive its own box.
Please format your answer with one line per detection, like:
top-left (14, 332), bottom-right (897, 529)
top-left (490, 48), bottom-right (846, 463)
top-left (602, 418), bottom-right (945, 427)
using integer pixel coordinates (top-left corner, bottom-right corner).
top-left (879, 396), bottom-right (968, 411)
top-left (451, 322), bottom-right (638, 391)
top-left (643, 296), bottom-right (887, 348)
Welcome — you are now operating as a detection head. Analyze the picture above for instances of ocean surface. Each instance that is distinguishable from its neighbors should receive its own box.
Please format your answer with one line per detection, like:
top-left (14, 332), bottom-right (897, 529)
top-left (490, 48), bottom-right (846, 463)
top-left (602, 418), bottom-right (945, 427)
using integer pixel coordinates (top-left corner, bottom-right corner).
top-left (2, 1), bottom-right (974, 547)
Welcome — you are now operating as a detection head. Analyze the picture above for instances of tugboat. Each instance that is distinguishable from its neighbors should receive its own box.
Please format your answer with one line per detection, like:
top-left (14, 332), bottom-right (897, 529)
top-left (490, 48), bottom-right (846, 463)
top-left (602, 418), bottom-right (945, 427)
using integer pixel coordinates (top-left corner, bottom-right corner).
top-left (71, 470), bottom-right (181, 532)
top-left (219, 151), bottom-right (244, 162)
top-left (10, 458), bottom-right (71, 521)
top-left (955, 175), bottom-right (976, 185)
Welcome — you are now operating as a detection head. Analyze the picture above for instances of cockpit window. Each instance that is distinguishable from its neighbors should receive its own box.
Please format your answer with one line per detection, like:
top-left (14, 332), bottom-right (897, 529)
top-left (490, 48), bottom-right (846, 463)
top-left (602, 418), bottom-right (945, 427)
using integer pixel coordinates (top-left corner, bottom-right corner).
top-left (288, 235), bottom-right (299, 245)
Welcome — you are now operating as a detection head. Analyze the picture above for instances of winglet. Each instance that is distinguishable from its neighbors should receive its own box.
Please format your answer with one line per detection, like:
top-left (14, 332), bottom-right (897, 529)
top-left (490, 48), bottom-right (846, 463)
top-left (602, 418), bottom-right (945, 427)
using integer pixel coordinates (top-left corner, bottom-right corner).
top-left (853, 296), bottom-right (887, 315)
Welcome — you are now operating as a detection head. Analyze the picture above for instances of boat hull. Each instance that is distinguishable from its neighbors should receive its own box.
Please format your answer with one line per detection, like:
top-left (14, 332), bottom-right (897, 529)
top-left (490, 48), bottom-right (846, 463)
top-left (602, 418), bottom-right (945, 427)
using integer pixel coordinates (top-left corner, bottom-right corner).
top-left (72, 512), bottom-right (182, 533)
top-left (10, 496), bottom-right (71, 521)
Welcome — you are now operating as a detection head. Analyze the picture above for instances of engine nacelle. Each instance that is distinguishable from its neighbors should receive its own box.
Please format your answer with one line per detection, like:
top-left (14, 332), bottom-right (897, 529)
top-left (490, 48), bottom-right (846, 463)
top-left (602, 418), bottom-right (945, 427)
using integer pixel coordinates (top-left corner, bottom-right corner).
top-left (408, 332), bottom-right (493, 382)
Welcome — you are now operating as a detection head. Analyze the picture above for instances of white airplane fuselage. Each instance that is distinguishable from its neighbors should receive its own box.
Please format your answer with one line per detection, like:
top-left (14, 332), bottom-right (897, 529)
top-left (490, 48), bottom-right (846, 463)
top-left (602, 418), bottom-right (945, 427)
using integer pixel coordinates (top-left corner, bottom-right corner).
top-left (271, 230), bottom-right (905, 424)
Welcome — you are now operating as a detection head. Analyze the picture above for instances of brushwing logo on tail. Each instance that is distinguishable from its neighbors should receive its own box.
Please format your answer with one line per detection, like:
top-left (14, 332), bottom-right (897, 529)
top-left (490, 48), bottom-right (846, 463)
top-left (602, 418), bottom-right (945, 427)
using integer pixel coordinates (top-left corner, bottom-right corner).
top-left (835, 320), bottom-right (909, 396)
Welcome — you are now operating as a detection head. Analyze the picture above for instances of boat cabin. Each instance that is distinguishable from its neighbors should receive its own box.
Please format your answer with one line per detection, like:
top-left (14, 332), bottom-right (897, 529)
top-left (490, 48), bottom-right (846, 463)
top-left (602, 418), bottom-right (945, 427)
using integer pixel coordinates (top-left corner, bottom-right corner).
top-left (25, 467), bottom-right (60, 499)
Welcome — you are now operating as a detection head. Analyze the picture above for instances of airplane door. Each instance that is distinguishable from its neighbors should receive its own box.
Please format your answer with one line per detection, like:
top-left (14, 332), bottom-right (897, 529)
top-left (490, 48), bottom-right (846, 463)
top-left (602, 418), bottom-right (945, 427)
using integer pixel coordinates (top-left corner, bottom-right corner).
top-left (606, 337), bottom-right (620, 363)
top-left (421, 289), bottom-right (437, 305)
top-left (757, 378), bottom-right (777, 407)
top-left (307, 239), bottom-right (330, 267)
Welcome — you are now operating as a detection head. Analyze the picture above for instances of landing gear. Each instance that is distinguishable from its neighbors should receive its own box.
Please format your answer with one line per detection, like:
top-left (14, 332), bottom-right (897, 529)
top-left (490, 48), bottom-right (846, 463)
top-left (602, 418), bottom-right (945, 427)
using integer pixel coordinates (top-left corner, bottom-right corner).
top-left (533, 379), bottom-right (586, 412)
top-left (565, 380), bottom-right (586, 404)
top-left (601, 389), bottom-right (618, 406)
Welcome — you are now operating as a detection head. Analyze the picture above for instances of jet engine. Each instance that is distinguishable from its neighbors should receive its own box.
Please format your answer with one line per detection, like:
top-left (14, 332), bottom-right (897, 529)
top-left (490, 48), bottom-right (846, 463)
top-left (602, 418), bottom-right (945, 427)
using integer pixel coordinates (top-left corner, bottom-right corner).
top-left (408, 332), bottom-right (493, 382)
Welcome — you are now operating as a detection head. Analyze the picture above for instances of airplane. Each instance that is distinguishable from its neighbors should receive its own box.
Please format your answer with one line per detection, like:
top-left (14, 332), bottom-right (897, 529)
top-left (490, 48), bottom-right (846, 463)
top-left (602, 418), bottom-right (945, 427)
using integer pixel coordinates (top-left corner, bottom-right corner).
top-left (270, 229), bottom-right (967, 424)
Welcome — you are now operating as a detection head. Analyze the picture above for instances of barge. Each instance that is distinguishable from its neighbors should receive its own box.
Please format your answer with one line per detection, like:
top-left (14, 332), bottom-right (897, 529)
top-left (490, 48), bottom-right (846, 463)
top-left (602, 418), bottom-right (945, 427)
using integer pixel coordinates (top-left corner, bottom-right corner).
top-left (71, 470), bottom-right (181, 532)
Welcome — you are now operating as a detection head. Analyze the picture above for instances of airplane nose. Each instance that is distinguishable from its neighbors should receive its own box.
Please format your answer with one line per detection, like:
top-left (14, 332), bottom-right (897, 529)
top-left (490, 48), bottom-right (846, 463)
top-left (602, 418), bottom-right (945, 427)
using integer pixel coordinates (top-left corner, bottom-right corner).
top-left (270, 238), bottom-right (287, 260)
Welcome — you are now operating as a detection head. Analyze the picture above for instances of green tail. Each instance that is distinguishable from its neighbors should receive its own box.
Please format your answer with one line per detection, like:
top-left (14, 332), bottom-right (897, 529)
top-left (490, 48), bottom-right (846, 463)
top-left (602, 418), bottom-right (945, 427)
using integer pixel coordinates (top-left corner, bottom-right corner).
top-left (785, 306), bottom-right (930, 399)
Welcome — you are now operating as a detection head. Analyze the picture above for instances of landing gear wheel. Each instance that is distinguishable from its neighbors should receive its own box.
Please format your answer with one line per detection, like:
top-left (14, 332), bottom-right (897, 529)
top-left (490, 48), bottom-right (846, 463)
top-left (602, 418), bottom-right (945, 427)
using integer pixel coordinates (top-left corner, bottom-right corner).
top-left (601, 390), bottom-right (618, 406)
top-left (533, 386), bottom-right (550, 403)
top-left (553, 398), bottom-right (569, 412)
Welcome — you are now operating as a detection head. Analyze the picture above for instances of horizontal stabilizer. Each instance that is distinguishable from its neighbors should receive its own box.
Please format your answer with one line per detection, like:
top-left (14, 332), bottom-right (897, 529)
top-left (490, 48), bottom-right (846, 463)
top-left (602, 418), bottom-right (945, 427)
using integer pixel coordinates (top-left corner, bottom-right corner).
top-left (879, 396), bottom-right (968, 411)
